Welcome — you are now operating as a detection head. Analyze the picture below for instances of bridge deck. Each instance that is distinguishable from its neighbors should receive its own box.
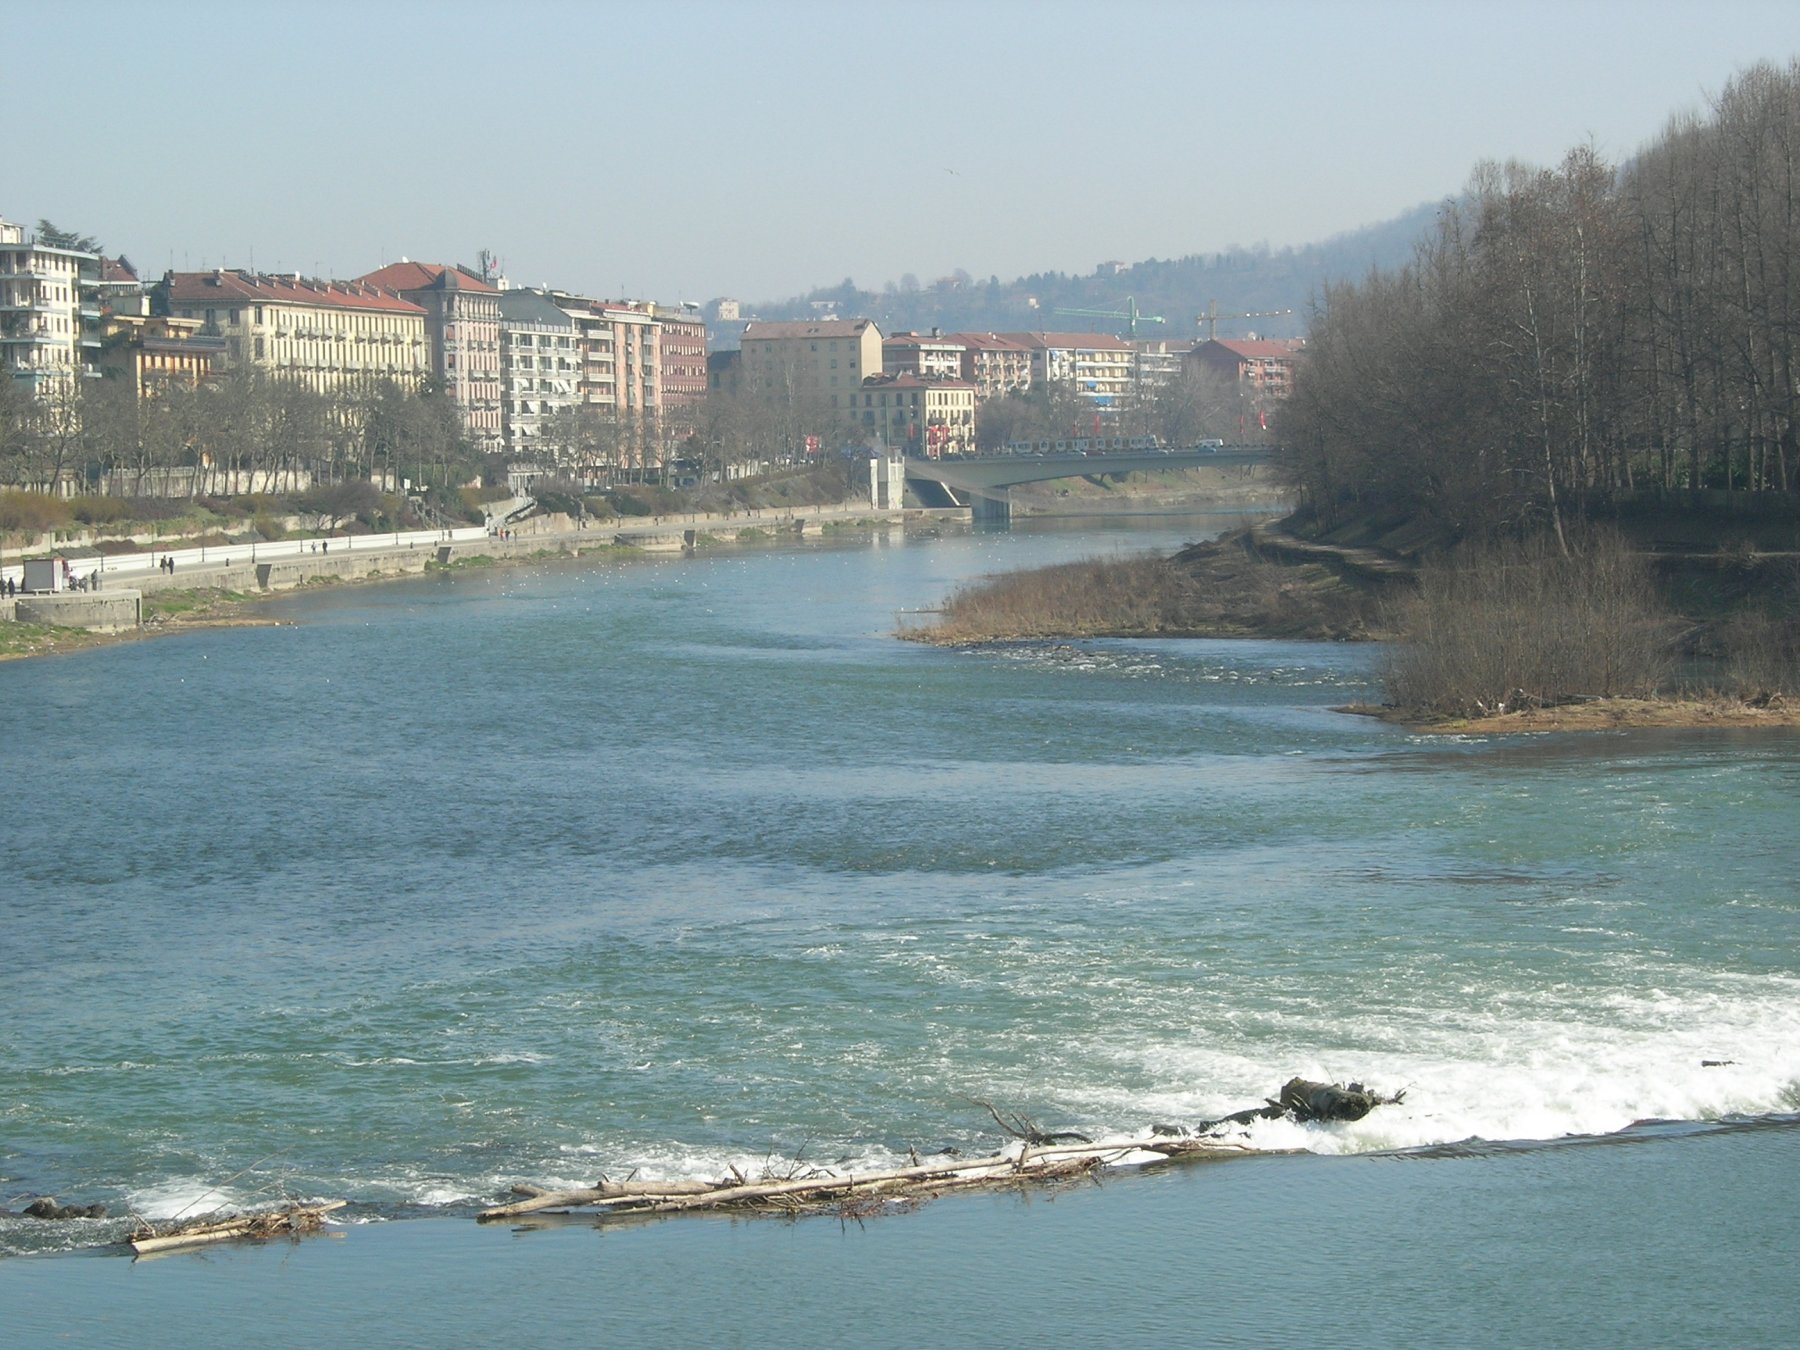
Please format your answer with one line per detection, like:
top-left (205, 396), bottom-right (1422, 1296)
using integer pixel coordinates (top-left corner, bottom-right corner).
top-left (903, 449), bottom-right (1270, 491)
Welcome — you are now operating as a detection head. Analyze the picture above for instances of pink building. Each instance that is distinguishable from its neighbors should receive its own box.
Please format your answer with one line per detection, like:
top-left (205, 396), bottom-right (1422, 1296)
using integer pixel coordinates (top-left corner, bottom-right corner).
top-left (359, 261), bottom-right (504, 450)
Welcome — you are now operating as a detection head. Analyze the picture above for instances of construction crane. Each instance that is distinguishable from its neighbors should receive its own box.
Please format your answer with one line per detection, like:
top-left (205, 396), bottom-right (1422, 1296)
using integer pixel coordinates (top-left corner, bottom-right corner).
top-left (1196, 299), bottom-right (1294, 341)
top-left (1054, 296), bottom-right (1167, 340)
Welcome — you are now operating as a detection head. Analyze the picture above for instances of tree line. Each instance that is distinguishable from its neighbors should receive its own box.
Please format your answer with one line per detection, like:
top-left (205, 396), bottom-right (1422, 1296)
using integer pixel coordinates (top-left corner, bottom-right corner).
top-left (1284, 59), bottom-right (1800, 541)
top-left (0, 367), bottom-right (472, 502)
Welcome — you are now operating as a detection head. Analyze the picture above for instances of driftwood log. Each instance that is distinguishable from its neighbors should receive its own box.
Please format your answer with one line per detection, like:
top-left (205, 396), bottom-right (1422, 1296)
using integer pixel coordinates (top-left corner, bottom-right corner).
top-left (128, 1200), bottom-right (348, 1255)
top-left (478, 1136), bottom-right (1252, 1223)
top-left (481, 1077), bottom-right (1403, 1224)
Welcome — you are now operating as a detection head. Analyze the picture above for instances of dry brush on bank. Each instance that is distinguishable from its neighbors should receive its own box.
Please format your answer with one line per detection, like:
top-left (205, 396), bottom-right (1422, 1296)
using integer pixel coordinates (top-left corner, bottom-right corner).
top-left (1383, 527), bottom-right (1680, 718)
top-left (904, 531), bottom-right (1390, 646)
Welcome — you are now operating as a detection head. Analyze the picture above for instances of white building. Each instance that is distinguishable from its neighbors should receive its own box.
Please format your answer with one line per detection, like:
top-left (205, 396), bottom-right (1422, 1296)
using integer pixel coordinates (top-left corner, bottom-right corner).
top-left (0, 216), bottom-right (101, 394)
top-left (497, 289), bottom-right (581, 455)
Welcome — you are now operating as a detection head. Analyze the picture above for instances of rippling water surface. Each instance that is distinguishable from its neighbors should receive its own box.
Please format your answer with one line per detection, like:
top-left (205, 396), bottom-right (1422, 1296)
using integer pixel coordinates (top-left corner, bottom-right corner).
top-left (3, 516), bottom-right (1798, 1305)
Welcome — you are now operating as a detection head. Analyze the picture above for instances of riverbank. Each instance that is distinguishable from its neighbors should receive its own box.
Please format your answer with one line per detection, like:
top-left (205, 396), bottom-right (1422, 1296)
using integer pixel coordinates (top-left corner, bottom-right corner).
top-left (905, 518), bottom-right (1800, 733)
top-left (0, 500), bottom-right (921, 663)
top-left (1350, 694), bottom-right (1800, 734)
top-left (902, 526), bottom-right (1391, 645)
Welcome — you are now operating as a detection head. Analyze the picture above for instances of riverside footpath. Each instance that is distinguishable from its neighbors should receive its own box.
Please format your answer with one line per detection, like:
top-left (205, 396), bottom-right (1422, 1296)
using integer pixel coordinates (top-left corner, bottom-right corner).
top-left (0, 498), bottom-right (919, 630)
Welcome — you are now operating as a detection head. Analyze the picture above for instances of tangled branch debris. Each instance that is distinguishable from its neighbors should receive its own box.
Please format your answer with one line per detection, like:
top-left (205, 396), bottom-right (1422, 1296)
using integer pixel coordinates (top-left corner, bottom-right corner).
top-left (127, 1200), bottom-right (347, 1255)
top-left (480, 1077), bottom-right (1402, 1224)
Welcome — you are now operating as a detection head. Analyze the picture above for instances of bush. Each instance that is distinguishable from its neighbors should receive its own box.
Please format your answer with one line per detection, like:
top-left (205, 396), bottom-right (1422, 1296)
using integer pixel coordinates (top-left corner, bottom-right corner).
top-left (1384, 526), bottom-right (1678, 715)
top-left (1713, 567), bottom-right (1800, 696)
top-left (0, 489), bottom-right (74, 533)
top-left (608, 493), bottom-right (658, 518)
top-left (69, 495), bottom-right (132, 526)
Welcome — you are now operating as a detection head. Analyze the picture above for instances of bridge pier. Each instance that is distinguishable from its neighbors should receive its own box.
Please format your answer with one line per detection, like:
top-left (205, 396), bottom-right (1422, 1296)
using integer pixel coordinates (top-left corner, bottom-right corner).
top-left (969, 489), bottom-right (1011, 526)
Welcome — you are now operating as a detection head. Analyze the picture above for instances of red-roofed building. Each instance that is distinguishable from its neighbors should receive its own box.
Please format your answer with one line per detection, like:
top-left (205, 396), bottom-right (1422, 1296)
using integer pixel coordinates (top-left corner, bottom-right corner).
top-left (945, 332), bottom-right (1033, 400)
top-left (1186, 338), bottom-right (1305, 400)
top-left (358, 261), bottom-right (503, 450)
top-left (157, 269), bottom-right (429, 395)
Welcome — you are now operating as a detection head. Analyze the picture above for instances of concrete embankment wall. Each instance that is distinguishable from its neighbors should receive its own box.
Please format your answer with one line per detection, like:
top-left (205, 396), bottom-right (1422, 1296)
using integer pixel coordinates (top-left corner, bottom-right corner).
top-left (12, 591), bottom-right (143, 632)
top-left (256, 551), bottom-right (434, 591)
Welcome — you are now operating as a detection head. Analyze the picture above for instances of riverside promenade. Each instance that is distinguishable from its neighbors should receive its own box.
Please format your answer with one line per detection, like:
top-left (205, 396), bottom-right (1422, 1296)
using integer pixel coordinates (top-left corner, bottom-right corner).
top-left (1, 498), bottom-right (919, 604)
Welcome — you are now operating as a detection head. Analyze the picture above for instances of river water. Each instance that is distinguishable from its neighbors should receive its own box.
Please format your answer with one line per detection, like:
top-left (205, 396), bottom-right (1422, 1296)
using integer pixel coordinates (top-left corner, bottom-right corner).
top-left (2, 514), bottom-right (1797, 1341)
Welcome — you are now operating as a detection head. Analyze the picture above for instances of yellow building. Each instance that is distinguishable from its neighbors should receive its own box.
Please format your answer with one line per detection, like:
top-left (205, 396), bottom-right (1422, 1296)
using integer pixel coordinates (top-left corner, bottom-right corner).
top-left (739, 318), bottom-right (883, 414)
top-left (159, 270), bottom-right (429, 396)
top-left (97, 313), bottom-right (225, 395)
top-left (851, 373), bottom-right (976, 457)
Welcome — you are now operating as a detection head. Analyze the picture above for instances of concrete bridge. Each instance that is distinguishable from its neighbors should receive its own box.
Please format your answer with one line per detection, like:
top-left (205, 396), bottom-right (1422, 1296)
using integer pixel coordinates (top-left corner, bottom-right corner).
top-left (902, 447), bottom-right (1273, 523)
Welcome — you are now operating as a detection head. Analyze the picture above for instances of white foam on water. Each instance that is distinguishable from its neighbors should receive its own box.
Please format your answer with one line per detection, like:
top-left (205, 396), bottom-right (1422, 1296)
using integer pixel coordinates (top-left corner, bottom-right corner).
top-left (1074, 967), bottom-right (1800, 1155)
top-left (124, 1178), bottom-right (258, 1221)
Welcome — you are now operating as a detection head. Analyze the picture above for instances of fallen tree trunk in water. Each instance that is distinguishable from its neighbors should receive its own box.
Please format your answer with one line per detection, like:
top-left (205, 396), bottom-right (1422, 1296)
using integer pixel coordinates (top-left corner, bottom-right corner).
top-left (128, 1200), bottom-right (348, 1255)
top-left (481, 1077), bottom-right (1404, 1224)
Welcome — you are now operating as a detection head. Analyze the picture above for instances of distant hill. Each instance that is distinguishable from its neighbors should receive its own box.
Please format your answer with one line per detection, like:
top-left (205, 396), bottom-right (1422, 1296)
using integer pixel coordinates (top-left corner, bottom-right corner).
top-left (724, 200), bottom-right (1442, 347)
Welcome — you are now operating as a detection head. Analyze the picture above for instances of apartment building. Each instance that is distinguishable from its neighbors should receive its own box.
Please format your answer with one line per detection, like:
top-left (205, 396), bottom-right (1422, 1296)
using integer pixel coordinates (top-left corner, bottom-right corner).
top-left (1187, 338), bottom-right (1305, 400)
top-left (158, 270), bottom-right (429, 396)
top-left (882, 330), bottom-right (965, 381)
top-left (496, 288), bottom-right (580, 455)
top-left (359, 261), bottom-right (504, 450)
top-left (544, 293), bottom-right (658, 420)
top-left (851, 372), bottom-right (977, 458)
top-left (0, 216), bottom-right (101, 393)
top-left (739, 318), bottom-right (883, 415)
top-left (1131, 338), bottom-right (1190, 392)
top-left (946, 332), bottom-right (1032, 400)
top-left (97, 313), bottom-right (225, 395)
top-left (650, 303), bottom-right (708, 412)
top-left (1007, 332), bottom-right (1134, 408)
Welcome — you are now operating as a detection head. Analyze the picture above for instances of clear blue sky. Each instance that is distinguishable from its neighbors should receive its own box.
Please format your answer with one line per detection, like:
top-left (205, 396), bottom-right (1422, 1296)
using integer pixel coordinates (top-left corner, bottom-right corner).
top-left (9, 0), bottom-right (1799, 303)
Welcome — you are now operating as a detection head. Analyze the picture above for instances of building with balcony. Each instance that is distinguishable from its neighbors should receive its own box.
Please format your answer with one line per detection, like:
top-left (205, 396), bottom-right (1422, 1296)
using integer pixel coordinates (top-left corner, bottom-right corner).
top-left (946, 332), bottom-right (1033, 400)
top-left (851, 372), bottom-right (976, 458)
top-left (1131, 338), bottom-right (1190, 392)
top-left (0, 216), bottom-right (102, 394)
top-left (536, 291), bottom-right (663, 471)
top-left (882, 330), bottom-right (965, 381)
top-left (496, 289), bottom-right (581, 456)
top-left (157, 269), bottom-right (429, 396)
top-left (1186, 338), bottom-right (1306, 400)
top-left (649, 303), bottom-right (708, 412)
top-left (1006, 332), bottom-right (1135, 409)
top-left (739, 318), bottom-right (883, 415)
top-left (358, 261), bottom-right (504, 450)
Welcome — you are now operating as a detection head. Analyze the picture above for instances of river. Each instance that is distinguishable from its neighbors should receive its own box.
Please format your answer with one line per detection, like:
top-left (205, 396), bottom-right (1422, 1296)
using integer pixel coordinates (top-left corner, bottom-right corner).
top-left (2, 513), bottom-right (1796, 1345)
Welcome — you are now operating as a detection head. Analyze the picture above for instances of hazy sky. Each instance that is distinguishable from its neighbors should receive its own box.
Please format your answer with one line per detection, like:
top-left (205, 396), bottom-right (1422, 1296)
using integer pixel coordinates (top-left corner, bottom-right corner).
top-left (8, 0), bottom-right (1800, 303)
